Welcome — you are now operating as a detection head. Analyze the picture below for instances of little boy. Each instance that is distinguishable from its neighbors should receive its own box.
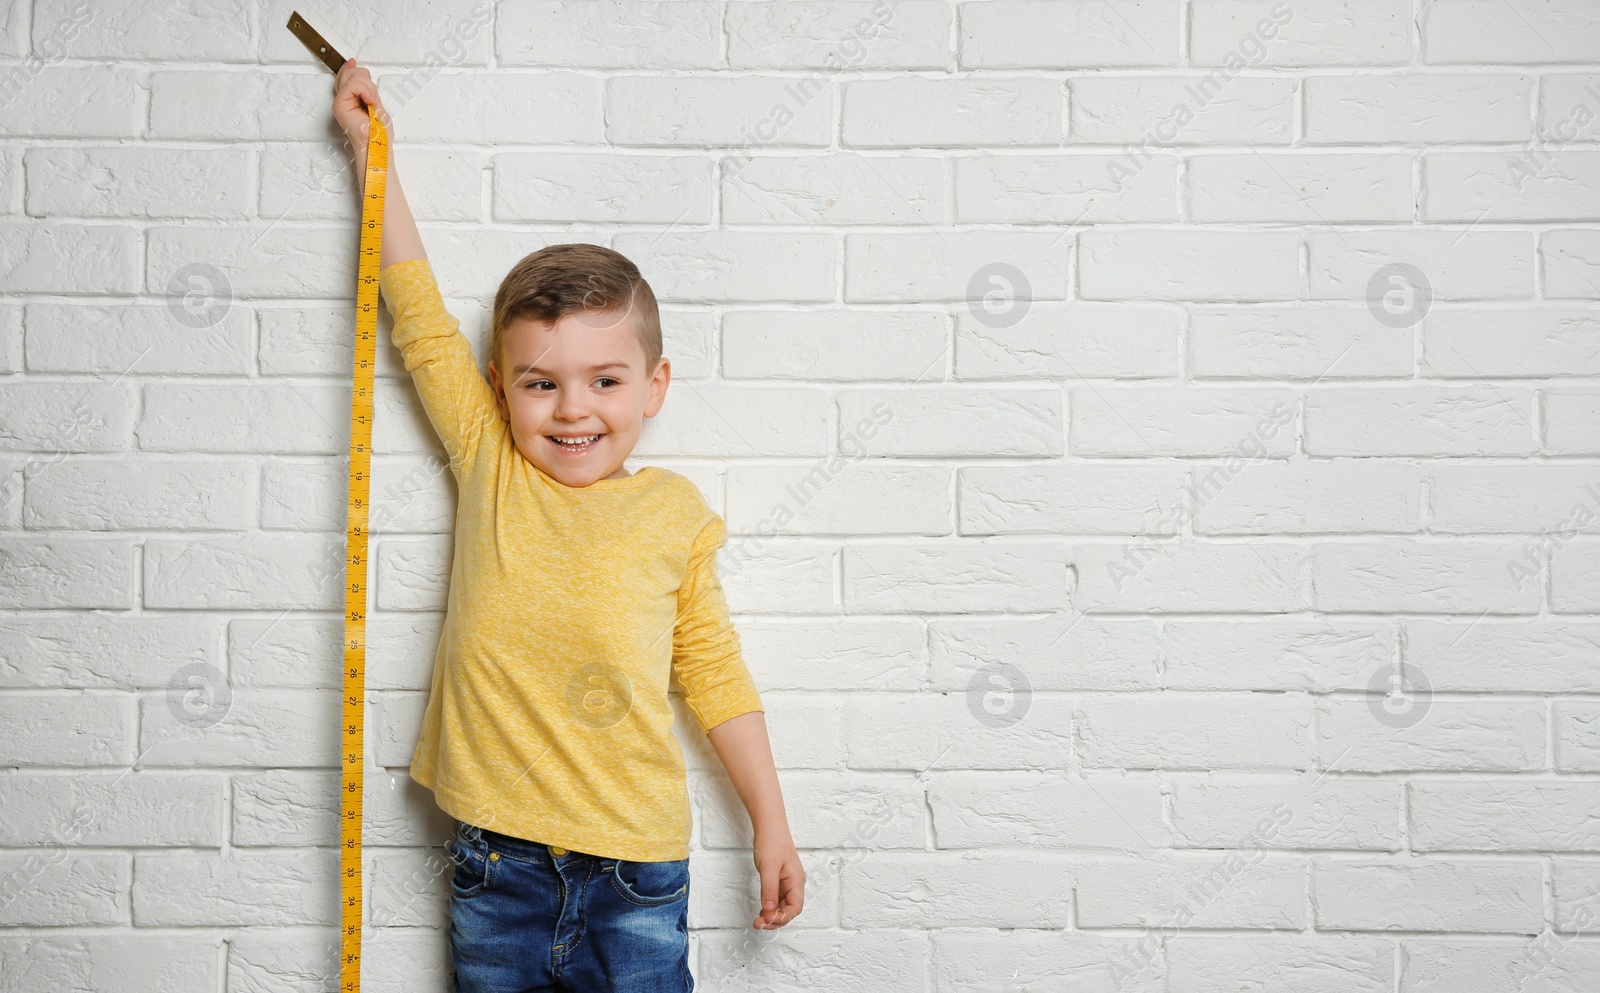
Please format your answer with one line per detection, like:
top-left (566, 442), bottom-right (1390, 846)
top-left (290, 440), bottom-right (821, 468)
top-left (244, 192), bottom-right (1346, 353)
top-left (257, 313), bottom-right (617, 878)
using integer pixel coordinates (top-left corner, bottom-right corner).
top-left (333, 61), bottom-right (804, 992)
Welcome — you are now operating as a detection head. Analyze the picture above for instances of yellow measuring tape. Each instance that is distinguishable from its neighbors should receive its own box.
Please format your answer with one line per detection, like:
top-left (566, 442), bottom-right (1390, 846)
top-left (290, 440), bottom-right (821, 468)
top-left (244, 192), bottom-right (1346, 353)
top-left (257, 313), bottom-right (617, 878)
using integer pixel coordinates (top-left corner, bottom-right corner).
top-left (285, 12), bottom-right (385, 992)
top-left (339, 100), bottom-right (385, 993)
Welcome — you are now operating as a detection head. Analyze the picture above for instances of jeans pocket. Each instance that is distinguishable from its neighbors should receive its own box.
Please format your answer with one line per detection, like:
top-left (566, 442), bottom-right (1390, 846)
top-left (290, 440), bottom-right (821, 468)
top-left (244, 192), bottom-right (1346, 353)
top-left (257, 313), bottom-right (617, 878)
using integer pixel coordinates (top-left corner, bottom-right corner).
top-left (446, 834), bottom-right (496, 899)
top-left (610, 858), bottom-right (690, 907)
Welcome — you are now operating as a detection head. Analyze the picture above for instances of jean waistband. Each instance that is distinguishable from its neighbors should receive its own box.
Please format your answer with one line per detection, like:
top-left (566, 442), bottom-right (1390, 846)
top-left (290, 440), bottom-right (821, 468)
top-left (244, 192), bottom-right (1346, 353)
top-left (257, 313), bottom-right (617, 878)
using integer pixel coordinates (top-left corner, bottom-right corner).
top-left (458, 820), bottom-right (594, 860)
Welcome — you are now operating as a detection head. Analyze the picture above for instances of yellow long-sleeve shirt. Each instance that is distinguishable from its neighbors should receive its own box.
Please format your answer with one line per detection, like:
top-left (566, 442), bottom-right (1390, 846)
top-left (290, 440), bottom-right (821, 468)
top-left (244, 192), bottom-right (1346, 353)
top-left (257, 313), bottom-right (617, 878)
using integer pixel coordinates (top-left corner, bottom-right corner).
top-left (377, 257), bottom-right (764, 862)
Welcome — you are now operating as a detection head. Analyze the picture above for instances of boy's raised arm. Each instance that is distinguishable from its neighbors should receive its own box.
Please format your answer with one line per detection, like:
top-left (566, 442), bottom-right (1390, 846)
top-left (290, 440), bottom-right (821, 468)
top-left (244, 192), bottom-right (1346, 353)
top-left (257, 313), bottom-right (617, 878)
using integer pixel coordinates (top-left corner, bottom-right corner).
top-left (334, 59), bottom-right (426, 270)
top-left (331, 59), bottom-right (502, 475)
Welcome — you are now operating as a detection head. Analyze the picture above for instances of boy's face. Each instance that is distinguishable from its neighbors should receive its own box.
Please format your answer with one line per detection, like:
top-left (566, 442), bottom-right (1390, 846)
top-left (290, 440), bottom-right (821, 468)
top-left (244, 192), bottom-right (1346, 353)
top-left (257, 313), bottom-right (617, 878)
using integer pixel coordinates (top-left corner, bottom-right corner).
top-left (486, 306), bottom-right (669, 488)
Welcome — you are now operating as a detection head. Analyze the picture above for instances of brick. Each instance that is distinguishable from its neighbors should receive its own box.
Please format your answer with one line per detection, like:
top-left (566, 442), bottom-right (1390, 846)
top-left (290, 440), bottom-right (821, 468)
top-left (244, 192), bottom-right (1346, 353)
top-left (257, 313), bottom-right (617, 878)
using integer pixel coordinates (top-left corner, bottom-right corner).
top-left (613, 230), bottom-right (837, 303)
top-left (1541, 229), bottom-right (1600, 298)
top-left (842, 540), bottom-right (1072, 612)
top-left (1411, 781), bottom-right (1600, 852)
top-left (494, 152), bottom-right (712, 224)
top-left (498, 1), bottom-right (718, 67)
top-left (723, 308), bottom-right (949, 381)
top-left (843, 693), bottom-right (1075, 770)
top-left (0, 382), bottom-right (134, 452)
top-left (840, 388), bottom-right (1063, 456)
top-left (0, 693), bottom-right (132, 765)
top-left (1069, 387), bottom-right (1296, 457)
top-left (0, 66), bottom-right (140, 138)
top-left (955, 302), bottom-right (1180, 378)
top-left (1312, 540), bottom-right (1541, 613)
top-left (1080, 229), bottom-right (1300, 301)
top-left (1076, 854), bottom-right (1307, 929)
top-left (1194, 0), bottom-right (1408, 65)
top-left (0, 222), bottom-right (136, 293)
top-left (736, 619), bottom-right (922, 692)
top-left (1422, 0), bottom-right (1600, 63)
top-left (1075, 693), bottom-right (1314, 771)
top-left (1306, 73), bottom-right (1532, 143)
top-left (1170, 775), bottom-right (1402, 850)
top-left (929, 772), bottom-right (1169, 848)
top-left (1426, 152), bottom-right (1600, 223)
top-left (846, 230), bottom-right (1069, 304)
top-left (1164, 618), bottom-right (1392, 691)
top-left (1188, 153), bottom-right (1413, 223)
top-left (1545, 390), bottom-right (1600, 455)
top-left (1073, 541), bottom-right (1311, 613)
top-left (25, 301), bottom-right (251, 374)
top-left (727, 1), bottom-right (949, 69)
top-left (1307, 230), bottom-right (1533, 300)
top-left (0, 853), bottom-right (129, 925)
top-left (840, 853), bottom-right (1073, 927)
top-left (1192, 458), bottom-right (1424, 535)
top-left (609, 75), bottom-right (828, 146)
top-left (0, 537), bottom-right (134, 608)
top-left (138, 383), bottom-right (348, 453)
top-left (842, 77), bottom-right (1063, 146)
top-left (25, 146), bottom-right (251, 219)
top-left (932, 931), bottom-right (1164, 993)
top-left (726, 462), bottom-right (951, 535)
top-left (1305, 387), bottom-right (1538, 457)
top-left (1430, 464), bottom-right (1600, 533)
top-left (133, 850), bottom-right (338, 926)
top-left (137, 689), bottom-right (339, 769)
top-left (1399, 939), bottom-right (1600, 993)
top-left (958, 463), bottom-right (1187, 535)
top-left (0, 934), bottom-right (217, 993)
top-left (1405, 620), bottom-right (1600, 692)
top-left (1190, 305), bottom-right (1413, 379)
top-left (0, 773), bottom-right (222, 846)
top-left (962, 1), bottom-right (1177, 67)
top-left (143, 535), bottom-right (345, 610)
top-left (1168, 936), bottom-right (1394, 993)
top-left (699, 769), bottom-right (926, 850)
top-left (928, 614), bottom-right (1162, 691)
top-left (959, 151), bottom-right (1177, 223)
top-left (727, 154), bottom-right (945, 225)
top-left (1313, 860), bottom-right (1542, 933)
top-left (633, 384), bottom-right (831, 457)
top-left (1070, 75), bottom-right (1295, 145)
top-left (1317, 698), bottom-right (1545, 772)
top-left (0, 614), bottom-right (222, 689)
top-left (24, 459), bottom-right (255, 530)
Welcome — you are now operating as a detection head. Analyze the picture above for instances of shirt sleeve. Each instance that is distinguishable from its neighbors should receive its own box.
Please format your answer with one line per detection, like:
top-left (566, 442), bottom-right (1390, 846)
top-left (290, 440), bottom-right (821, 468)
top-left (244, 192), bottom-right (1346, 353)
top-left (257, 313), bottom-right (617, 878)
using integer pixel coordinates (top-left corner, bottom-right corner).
top-left (377, 258), bottom-right (502, 476)
top-left (673, 514), bottom-right (764, 734)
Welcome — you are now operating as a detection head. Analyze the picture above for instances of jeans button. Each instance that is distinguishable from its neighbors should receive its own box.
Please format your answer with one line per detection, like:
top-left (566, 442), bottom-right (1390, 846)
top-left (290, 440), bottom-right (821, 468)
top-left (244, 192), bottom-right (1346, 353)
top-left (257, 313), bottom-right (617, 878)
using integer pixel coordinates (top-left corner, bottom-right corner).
top-left (549, 845), bottom-right (567, 857)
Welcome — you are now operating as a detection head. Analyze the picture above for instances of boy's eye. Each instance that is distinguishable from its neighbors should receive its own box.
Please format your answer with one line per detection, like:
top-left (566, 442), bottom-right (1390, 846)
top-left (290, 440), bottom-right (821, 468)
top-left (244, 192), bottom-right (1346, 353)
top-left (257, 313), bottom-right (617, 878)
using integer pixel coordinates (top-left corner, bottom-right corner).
top-left (526, 380), bottom-right (554, 391)
top-left (595, 377), bottom-right (619, 388)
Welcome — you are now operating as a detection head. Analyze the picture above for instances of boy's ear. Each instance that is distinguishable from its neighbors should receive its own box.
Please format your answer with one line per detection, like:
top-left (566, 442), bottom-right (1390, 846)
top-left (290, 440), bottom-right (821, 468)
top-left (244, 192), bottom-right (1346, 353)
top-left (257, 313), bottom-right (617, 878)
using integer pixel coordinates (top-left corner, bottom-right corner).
top-left (644, 356), bottom-right (670, 418)
top-left (486, 360), bottom-right (510, 420)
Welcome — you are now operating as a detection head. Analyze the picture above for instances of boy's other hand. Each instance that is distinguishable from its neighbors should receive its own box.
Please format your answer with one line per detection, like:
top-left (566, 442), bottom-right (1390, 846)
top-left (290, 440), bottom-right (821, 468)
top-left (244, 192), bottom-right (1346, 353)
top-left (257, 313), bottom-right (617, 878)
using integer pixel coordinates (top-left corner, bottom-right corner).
top-left (333, 58), bottom-right (391, 141)
top-left (752, 831), bottom-right (805, 929)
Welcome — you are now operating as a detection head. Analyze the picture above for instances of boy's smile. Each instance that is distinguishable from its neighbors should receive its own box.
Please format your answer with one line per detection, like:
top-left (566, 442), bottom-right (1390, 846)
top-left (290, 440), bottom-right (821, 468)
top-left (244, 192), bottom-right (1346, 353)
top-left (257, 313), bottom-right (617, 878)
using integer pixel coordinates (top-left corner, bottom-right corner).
top-left (487, 306), bottom-right (669, 488)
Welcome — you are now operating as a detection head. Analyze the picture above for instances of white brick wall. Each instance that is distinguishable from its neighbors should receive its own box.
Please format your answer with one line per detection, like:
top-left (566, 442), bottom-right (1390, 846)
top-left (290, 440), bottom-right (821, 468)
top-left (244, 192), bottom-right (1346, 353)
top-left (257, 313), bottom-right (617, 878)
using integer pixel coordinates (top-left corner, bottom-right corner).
top-left (2, 0), bottom-right (1598, 990)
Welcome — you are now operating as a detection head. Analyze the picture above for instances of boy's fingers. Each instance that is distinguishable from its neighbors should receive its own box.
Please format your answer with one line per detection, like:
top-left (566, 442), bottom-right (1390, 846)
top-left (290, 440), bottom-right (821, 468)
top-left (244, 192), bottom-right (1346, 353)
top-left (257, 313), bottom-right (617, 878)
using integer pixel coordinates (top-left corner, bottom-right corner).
top-left (758, 865), bottom-right (780, 914)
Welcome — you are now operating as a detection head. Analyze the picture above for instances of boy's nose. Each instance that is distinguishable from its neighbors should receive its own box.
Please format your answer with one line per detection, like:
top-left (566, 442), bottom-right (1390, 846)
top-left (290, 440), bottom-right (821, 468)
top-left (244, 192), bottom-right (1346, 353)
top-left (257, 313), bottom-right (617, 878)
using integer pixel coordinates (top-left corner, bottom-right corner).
top-left (553, 391), bottom-right (589, 420)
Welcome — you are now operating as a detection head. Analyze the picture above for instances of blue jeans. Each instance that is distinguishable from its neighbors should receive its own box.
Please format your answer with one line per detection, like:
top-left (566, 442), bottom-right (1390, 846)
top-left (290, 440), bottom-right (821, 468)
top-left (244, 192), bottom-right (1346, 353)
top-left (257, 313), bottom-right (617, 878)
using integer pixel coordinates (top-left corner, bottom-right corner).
top-left (445, 820), bottom-right (694, 993)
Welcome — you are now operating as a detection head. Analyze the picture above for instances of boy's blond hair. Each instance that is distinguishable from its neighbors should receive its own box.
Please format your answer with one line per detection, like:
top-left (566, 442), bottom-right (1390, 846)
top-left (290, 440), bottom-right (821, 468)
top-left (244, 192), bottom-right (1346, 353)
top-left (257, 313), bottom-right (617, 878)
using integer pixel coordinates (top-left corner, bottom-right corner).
top-left (491, 243), bottom-right (662, 373)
